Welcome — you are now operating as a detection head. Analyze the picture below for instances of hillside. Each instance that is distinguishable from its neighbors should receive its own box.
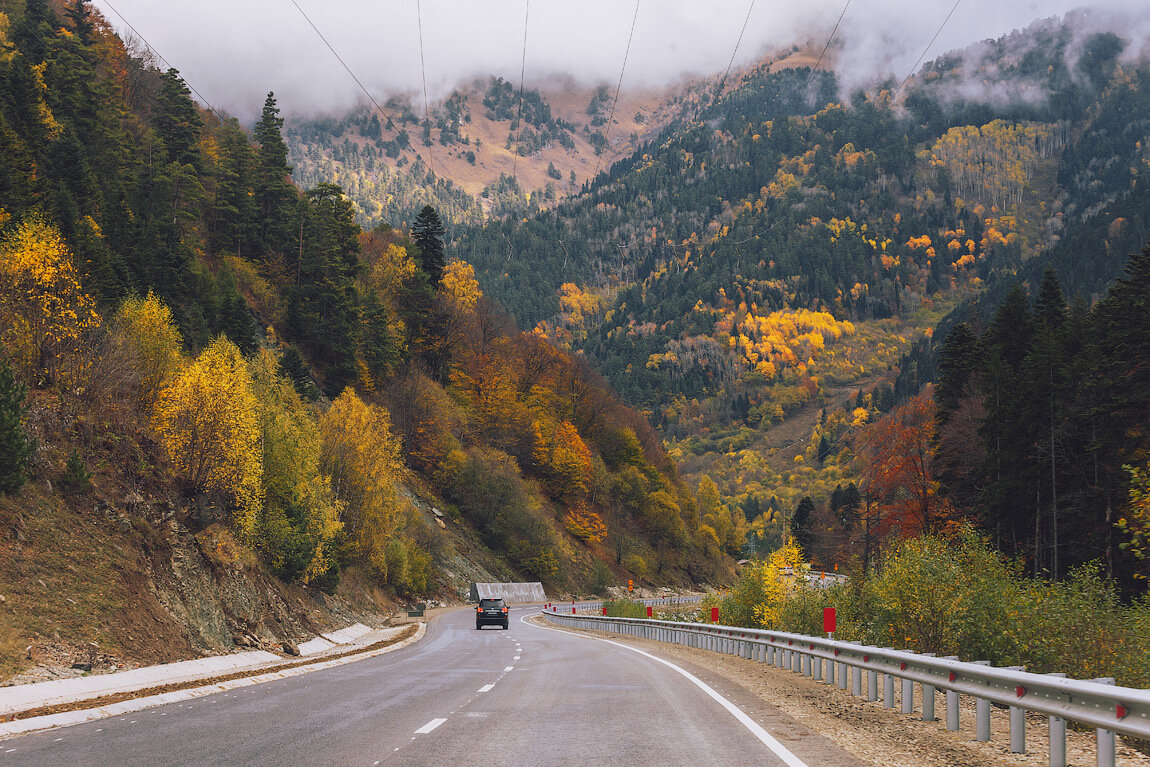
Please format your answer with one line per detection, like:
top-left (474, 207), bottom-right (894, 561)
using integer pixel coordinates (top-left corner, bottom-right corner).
top-left (450, 12), bottom-right (1150, 571)
top-left (281, 45), bottom-right (825, 231)
top-left (0, 0), bottom-right (736, 681)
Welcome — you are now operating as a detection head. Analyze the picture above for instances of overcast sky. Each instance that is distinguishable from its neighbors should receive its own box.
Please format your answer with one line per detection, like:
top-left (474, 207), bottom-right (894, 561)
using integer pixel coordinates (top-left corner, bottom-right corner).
top-left (89, 0), bottom-right (1150, 122)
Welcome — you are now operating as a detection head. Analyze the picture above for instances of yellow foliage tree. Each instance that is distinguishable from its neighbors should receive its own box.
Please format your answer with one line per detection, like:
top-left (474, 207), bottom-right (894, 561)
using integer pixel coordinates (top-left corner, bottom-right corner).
top-left (250, 349), bottom-right (343, 583)
top-left (153, 337), bottom-right (262, 538)
top-left (0, 217), bottom-right (100, 386)
top-left (319, 388), bottom-right (406, 578)
top-left (440, 259), bottom-right (482, 315)
top-left (112, 291), bottom-right (183, 410)
top-left (750, 540), bottom-right (805, 628)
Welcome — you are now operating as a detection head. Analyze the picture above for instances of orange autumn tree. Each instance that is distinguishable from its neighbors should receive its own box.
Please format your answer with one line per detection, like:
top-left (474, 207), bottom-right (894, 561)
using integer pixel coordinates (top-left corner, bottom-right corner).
top-left (855, 386), bottom-right (950, 542)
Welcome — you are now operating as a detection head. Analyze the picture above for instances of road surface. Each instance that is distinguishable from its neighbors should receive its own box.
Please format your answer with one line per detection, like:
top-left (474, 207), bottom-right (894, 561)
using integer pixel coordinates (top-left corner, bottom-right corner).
top-left (0, 607), bottom-right (864, 766)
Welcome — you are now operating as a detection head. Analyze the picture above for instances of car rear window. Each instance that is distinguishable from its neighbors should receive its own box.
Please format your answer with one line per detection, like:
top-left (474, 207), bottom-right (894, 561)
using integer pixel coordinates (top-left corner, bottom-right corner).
top-left (480, 599), bottom-right (503, 608)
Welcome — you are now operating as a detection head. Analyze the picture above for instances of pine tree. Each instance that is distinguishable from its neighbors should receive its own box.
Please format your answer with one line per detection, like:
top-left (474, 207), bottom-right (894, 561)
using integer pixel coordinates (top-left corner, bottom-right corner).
top-left (411, 205), bottom-right (446, 286)
top-left (791, 496), bottom-right (815, 559)
top-left (0, 349), bottom-right (34, 495)
top-left (154, 69), bottom-right (203, 169)
top-left (253, 92), bottom-right (297, 260)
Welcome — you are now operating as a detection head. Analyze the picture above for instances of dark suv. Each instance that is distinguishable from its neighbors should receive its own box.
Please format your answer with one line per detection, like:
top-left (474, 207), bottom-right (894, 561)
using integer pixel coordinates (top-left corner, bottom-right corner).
top-left (476, 598), bottom-right (509, 630)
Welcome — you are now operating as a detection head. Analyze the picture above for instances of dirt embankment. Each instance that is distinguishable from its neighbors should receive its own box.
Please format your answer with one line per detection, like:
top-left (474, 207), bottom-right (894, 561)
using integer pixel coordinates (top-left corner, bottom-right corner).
top-left (0, 484), bottom-right (398, 687)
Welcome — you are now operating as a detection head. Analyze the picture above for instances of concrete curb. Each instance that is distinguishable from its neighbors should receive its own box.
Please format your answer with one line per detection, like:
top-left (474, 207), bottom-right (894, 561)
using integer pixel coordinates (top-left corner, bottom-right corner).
top-left (0, 622), bottom-right (425, 741)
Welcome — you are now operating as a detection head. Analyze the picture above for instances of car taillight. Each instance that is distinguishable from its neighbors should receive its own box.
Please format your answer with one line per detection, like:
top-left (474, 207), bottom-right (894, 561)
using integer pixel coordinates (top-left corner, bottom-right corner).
top-left (477, 607), bottom-right (482, 613)
top-left (501, 607), bottom-right (508, 613)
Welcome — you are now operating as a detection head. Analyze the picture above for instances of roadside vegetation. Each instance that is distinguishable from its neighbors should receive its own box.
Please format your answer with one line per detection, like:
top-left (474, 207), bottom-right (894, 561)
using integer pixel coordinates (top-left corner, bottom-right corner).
top-left (709, 532), bottom-right (1150, 689)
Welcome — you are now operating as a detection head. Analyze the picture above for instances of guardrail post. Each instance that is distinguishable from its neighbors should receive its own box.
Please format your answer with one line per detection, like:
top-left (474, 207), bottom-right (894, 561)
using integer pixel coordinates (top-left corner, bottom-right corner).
top-left (1000, 666), bottom-right (1026, 753)
top-left (867, 667), bottom-right (878, 702)
top-left (1045, 672), bottom-right (1066, 767)
top-left (1093, 678), bottom-right (1116, 767)
top-left (825, 655), bottom-right (835, 685)
top-left (793, 647), bottom-right (801, 673)
top-left (852, 664), bottom-right (862, 697)
top-left (802, 651), bottom-right (811, 677)
top-left (902, 677), bottom-right (914, 714)
top-left (942, 656), bottom-right (960, 731)
top-left (838, 659), bottom-right (848, 690)
top-left (884, 671), bottom-right (895, 708)
top-left (814, 654), bottom-right (823, 681)
top-left (920, 653), bottom-right (936, 721)
top-left (971, 660), bottom-right (992, 741)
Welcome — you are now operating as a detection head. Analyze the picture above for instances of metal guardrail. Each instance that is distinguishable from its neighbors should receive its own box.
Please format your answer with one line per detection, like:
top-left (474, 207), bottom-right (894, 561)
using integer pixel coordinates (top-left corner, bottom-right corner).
top-left (546, 595), bottom-right (704, 614)
top-left (542, 609), bottom-right (1150, 767)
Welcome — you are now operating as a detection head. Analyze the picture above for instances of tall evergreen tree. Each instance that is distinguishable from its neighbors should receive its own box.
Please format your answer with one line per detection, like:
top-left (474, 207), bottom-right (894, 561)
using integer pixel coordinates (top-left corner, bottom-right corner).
top-left (154, 69), bottom-right (202, 169)
top-left (411, 205), bottom-right (446, 286)
top-left (253, 92), bottom-right (297, 261)
top-left (791, 496), bottom-right (816, 558)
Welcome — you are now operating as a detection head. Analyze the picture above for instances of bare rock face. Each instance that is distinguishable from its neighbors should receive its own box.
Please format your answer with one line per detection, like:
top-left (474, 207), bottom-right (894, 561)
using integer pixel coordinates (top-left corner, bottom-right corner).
top-left (282, 641), bottom-right (301, 657)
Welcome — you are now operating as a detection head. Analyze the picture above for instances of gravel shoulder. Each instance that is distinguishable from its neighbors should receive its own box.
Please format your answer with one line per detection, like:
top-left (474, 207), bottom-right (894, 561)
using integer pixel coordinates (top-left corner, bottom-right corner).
top-left (571, 624), bottom-right (1150, 767)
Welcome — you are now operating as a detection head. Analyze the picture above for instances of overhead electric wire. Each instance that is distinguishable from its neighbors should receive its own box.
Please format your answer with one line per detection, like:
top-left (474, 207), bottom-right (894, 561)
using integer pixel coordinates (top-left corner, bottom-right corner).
top-left (592, 0), bottom-right (641, 181)
top-left (415, 0), bottom-right (436, 179)
top-left (892, 0), bottom-right (962, 102)
top-left (803, 0), bottom-right (851, 99)
top-left (288, 0), bottom-right (386, 118)
top-left (720, 0), bottom-right (756, 88)
top-left (98, 0), bottom-right (221, 117)
top-left (511, 0), bottom-right (531, 180)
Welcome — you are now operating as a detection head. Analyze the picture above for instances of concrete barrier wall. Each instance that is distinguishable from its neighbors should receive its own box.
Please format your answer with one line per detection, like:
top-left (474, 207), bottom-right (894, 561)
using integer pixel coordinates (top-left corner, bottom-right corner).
top-left (470, 582), bottom-right (547, 604)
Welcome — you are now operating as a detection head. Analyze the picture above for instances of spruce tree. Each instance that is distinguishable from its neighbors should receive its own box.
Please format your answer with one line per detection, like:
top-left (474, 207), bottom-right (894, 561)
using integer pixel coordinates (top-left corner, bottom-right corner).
top-left (253, 92), bottom-right (297, 260)
top-left (791, 496), bottom-right (815, 559)
top-left (0, 350), bottom-right (34, 495)
top-left (411, 205), bottom-right (446, 286)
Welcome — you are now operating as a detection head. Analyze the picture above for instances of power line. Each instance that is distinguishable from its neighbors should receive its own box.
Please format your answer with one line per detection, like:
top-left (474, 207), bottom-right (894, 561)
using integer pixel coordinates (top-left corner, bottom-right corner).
top-left (287, 0), bottom-right (391, 120)
top-left (592, 0), bottom-right (640, 181)
top-left (893, 0), bottom-right (962, 102)
top-left (511, 0), bottom-right (531, 180)
top-left (98, 0), bottom-right (220, 117)
top-left (803, 0), bottom-right (851, 99)
top-left (415, 0), bottom-right (436, 179)
top-left (720, 0), bottom-right (756, 88)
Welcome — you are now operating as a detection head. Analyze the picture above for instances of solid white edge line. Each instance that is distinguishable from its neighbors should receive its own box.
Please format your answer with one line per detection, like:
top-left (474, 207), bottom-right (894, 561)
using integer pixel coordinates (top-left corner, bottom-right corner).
top-left (414, 717), bottom-right (447, 734)
top-left (526, 615), bottom-right (809, 767)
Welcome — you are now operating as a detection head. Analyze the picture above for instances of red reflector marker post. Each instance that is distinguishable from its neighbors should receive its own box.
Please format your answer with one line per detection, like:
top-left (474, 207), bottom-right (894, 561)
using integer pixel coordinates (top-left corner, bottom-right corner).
top-left (711, 606), bottom-right (719, 624)
top-left (646, 606), bottom-right (653, 618)
top-left (823, 607), bottom-right (836, 638)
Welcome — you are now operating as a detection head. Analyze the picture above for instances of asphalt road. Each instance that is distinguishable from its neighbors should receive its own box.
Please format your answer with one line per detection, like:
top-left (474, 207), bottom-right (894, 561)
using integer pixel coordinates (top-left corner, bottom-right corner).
top-left (0, 607), bottom-right (862, 766)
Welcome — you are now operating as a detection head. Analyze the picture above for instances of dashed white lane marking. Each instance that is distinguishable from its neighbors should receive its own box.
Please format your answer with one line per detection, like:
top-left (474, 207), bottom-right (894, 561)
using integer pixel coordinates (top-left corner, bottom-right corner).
top-left (477, 684), bottom-right (495, 693)
top-left (414, 718), bottom-right (447, 735)
top-left (528, 615), bottom-right (810, 767)
top-left (513, 655), bottom-right (520, 660)
top-left (504, 666), bottom-right (514, 672)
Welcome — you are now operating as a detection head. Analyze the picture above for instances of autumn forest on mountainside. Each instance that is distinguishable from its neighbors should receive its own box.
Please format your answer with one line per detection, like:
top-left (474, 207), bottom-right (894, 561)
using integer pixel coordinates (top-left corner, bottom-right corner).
top-left (3, 0), bottom-right (1150, 676)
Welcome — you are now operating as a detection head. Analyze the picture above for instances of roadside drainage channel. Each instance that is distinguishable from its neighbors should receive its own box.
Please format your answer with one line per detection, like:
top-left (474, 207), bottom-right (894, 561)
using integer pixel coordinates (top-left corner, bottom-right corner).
top-left (0, 622), bottom-right (421, 739)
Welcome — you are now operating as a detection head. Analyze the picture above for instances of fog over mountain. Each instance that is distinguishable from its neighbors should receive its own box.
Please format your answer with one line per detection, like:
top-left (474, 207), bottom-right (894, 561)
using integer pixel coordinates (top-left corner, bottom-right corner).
top-left (90, 0), bottom-right (1149, 121)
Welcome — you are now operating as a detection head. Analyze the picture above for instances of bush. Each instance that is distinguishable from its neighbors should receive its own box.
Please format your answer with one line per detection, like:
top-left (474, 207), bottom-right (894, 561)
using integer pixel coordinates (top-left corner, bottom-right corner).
top-left (604, 599), bottom-right (648, 618)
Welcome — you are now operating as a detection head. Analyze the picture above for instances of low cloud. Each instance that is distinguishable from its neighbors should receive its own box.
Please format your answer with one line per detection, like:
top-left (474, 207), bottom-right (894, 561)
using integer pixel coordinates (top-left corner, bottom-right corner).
top-left (89, 0), bottom-right (1149, 122)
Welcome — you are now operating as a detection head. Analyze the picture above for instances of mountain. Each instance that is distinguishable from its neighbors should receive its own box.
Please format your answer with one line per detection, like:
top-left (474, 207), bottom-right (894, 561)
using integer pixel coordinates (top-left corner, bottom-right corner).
top-left (0, 0), bottom-right (734, 680)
